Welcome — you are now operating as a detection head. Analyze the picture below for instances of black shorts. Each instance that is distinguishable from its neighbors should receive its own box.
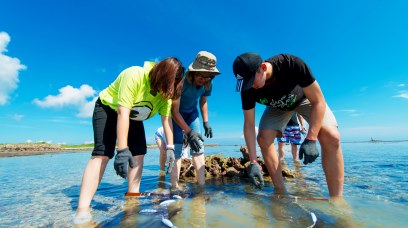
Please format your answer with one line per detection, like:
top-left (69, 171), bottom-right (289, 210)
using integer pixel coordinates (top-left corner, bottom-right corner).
top-left (91, 98), bottom-right (147, 159)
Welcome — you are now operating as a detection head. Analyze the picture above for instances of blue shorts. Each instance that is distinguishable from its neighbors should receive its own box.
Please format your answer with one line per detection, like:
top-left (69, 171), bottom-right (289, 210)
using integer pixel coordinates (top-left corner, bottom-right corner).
top-left (277, 125), bottom-right (302, 145)
top-left (173, 109), bottom-right (204, 159)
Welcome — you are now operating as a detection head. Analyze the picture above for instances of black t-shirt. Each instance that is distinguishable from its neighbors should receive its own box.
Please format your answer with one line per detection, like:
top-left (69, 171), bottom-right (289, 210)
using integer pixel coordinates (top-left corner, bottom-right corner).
top-left (241, 54), bottom-right (316, 111)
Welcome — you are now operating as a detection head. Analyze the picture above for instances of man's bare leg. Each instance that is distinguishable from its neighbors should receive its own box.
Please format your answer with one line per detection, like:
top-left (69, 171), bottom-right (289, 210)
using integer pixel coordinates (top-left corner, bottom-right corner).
top-left (257, 129), bottom-right (284, 192)
top-left (318, 126), bottom-right (344, 197)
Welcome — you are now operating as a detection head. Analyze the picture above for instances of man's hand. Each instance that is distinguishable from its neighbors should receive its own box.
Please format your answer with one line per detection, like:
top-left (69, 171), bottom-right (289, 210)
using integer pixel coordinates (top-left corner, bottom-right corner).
top-left (203, 122), bottom-right (213, 138)
top-left (187, 130), bottom-right (204, 152)
top-left (166, 147), bottom-right (175, 174)
top-left (248, 163), bottom-right (265, 189)
top-left (299, 139), bottom-right (319, 164)
top-left (114, 148), bottom-right (135, 179)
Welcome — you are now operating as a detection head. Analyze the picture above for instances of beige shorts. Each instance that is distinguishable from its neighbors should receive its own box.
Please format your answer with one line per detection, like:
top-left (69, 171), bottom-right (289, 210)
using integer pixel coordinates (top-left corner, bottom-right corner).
top-left (259, 99), bottom-right (338, 134)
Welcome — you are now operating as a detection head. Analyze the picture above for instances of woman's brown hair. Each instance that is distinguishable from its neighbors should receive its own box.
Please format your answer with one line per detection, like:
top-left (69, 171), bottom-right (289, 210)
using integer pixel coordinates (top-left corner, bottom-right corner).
top-left (149, 57), bottom-right (185, 100)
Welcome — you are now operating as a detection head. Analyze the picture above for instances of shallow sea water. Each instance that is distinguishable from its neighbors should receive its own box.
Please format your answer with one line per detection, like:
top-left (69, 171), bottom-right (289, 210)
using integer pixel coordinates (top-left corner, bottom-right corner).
top-left (0, 142), bottom-right (407, 227)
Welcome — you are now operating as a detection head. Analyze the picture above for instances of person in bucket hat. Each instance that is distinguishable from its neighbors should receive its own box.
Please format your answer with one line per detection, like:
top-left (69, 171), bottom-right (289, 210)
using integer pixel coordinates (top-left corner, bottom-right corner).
top-left (232, 53), bottom-right (345, 200)
top-left (170, 51), bottom-right (221, 189)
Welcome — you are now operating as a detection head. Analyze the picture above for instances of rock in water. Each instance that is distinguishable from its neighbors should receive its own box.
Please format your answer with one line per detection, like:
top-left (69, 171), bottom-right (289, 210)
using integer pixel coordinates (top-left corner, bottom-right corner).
top-left (178, 145), bottom-right (297, 182)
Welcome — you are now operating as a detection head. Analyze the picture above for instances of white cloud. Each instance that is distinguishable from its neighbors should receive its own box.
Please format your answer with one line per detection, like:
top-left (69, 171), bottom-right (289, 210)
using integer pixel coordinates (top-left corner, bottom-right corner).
top-left (37, 140), bottom-right (52, 144)
top-left (33, 84), bottom-right (97, 117)
top-left (77, 96), bottom-right (98, 118)
top-left (334, 109), bottom-right (362, 117)
top-left (336, 109), bottom-right (357, 113)
top-left (33, 84), bottom-right (95, 107)
top-left (78, 120), bottom-right (92, 125)
top-left (394, 92), bottom-right (408, 99)
top-left (0, 31), bottom-right (27, 105)
top-left (12, 114), bottom-right (23, 121)
top-left (397, 84), bottom-right (406, 87)
top-left (26, 139), bottom-right (32, 143)
top-left (0, 32), bottom-right (9, 51)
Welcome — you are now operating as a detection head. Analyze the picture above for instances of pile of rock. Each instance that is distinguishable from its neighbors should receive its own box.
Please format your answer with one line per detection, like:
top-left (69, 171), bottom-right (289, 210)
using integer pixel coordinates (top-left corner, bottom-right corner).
top-left (0, 143), bottom-right (61, 152)
top-left (0, 143), bottom-right (63, 157)
top-left (178, 145), bottom-right (296, 183)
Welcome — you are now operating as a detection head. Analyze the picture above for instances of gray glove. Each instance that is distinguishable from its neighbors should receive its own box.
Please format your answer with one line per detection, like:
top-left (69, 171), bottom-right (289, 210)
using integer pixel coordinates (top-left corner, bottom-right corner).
top-left (203, 122), bottom-right (213, 138)
top-left (248, 163), bottom-right (264, 189)
top-left (299, 139), bottom-right (319, 164)
top-left (114, 148), bottom-right (135, 179)
top-left (187, 130), bottom-right (204, 152)
top-left (166, 147), bottom-right (175, 174)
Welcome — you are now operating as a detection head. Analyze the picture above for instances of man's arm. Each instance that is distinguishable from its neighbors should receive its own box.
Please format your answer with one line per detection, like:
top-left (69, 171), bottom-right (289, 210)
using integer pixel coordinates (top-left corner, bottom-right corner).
top-left (302, 81), bottom-right (326, 140)
top-left (200, 96), bottom-right (213, 138)
top-left (243, 108), bottom-right (258, 163)
top-left (199, 96), bottom-right (209, 123)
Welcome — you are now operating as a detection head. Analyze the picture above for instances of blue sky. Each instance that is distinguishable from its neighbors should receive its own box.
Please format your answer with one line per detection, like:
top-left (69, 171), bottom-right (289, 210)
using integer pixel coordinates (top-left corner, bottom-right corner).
top-left (1, 0), bottom-right (407, 145)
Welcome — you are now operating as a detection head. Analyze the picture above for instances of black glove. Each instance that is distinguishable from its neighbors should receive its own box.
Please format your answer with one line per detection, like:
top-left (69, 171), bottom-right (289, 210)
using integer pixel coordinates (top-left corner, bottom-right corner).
top-left (166, 147), bottom-right (175, 174)
top-left (114, 148), bottom-right (135, 179)
top-left (248, 163), bottom-right (265, 189)
top-left (187, 130), bottom-right (204, 152)
top-left (299, 139), bottom-right (319, 164)
top-left (203, 122), bottom-right (213, 138)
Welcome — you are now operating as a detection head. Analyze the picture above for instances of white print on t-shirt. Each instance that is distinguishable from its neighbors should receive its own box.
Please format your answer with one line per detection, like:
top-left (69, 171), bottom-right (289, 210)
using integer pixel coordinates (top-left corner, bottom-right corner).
top-left (260, 93), bottom-right (297, 110)
top-left (130, 101), bottom-right (153, 121)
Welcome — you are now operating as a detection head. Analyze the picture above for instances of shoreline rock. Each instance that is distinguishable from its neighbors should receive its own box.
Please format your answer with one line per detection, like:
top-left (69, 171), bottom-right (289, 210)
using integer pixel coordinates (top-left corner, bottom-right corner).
top-left (178, 145), bottom-right (296, 183)
top-left (0, 144), bottom-right (91, 157)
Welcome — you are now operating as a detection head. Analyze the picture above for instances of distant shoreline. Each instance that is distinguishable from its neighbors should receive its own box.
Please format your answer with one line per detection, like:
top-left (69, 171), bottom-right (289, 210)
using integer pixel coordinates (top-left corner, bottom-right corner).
top-left (3, 140), bottom-right (406, 158)
top-left (0, 144), bottom-right (92, 157)
top-left (342, 139), bottom-right (408, 143)
top-left (0, 143), bottom-right (221, 158)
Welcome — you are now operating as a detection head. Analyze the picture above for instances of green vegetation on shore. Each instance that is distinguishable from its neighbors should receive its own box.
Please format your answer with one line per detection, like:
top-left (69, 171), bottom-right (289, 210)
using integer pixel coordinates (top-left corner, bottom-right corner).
top-left (60, 143), bottom-right (94, 149)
